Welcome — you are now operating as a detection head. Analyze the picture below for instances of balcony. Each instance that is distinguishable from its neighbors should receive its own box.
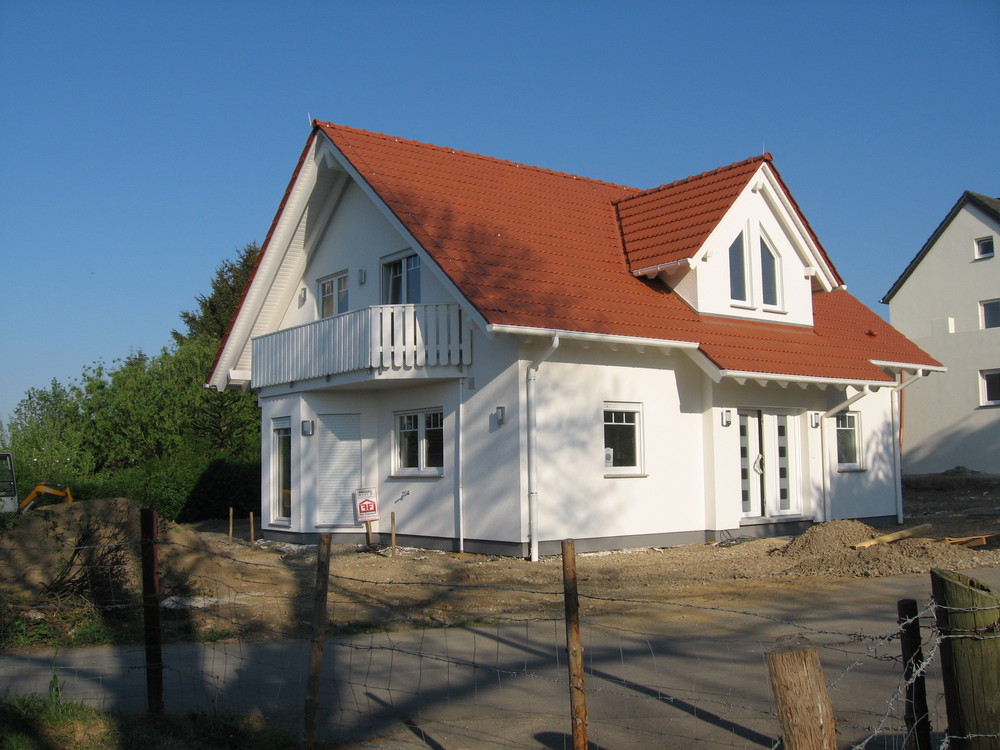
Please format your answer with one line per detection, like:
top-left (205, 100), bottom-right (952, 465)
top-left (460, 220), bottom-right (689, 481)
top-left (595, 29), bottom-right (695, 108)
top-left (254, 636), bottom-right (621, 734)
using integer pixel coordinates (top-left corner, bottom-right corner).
top-left (251, 304), bottom-right (472, 389)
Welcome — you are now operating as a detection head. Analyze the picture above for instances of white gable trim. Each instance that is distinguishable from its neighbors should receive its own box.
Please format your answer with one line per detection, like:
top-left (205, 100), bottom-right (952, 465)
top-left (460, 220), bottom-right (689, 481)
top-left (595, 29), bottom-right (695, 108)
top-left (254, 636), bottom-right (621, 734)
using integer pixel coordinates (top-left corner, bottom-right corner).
top-left (313, 134), bottom-right (492, 335)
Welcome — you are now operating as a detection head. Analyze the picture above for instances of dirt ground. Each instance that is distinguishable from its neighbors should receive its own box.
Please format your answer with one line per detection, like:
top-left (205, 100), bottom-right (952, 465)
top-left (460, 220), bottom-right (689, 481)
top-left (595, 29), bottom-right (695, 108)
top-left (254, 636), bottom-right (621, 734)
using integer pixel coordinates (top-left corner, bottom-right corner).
top-left (3, 469), bottom-right (999, 640)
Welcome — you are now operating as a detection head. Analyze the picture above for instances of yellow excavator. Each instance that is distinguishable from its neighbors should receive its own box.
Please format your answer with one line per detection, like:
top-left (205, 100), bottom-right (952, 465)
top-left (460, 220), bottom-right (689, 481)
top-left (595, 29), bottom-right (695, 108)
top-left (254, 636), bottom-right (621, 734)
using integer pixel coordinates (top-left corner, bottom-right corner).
top-left (0, 452), bottom-right (74, 513)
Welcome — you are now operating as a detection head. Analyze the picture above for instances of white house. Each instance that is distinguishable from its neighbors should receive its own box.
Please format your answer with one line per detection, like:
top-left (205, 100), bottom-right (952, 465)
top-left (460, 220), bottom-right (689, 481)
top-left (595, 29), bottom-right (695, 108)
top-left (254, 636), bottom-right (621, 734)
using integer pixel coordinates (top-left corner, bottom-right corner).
top-left (208, 122), bottom-right (941, 558)
top-left (883, 192), bottom-right (1000, 475)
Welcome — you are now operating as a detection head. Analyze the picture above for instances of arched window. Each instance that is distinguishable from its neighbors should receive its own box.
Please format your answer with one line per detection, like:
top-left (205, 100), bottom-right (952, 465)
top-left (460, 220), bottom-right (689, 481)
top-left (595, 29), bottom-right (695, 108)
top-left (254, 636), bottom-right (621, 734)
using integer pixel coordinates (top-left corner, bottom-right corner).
top-left (760, 237), bottom-right (779, 307)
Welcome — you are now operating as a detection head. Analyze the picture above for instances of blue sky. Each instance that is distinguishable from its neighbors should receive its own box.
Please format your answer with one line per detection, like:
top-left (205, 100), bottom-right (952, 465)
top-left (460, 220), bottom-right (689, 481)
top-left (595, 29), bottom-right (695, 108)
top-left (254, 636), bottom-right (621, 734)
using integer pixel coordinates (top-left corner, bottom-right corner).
top-left (1, 0), bottom-right (997, 424)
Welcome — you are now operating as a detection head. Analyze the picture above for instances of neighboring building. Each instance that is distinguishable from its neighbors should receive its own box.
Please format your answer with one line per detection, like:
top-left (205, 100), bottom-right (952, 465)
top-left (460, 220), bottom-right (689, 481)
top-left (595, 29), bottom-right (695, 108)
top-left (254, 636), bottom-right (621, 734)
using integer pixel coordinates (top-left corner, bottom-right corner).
top-left (208, 122), bottom-right (941, 557)
top-left (883, 192), bottom-right (1000, 475)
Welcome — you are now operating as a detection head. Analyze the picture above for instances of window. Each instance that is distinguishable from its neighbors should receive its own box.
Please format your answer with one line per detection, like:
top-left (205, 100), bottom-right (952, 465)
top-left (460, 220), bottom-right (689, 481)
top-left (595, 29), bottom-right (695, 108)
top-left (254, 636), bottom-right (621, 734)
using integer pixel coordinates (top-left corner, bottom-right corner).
top-left (320, 273), bottom-right (349, 318)
top-left (975, 236), bottom-right (995, 259)
top-left (604, 403), bottom-right (643, 475)
top-left (383, 254), bottom-right (420, 304)
top-left (728, 233), bottom-right (748, 303)
top-left (272, 419), bottom-right (292, 521)
top-left (835, 412), bottom-right (863, 471)
top-left (982, 300), bottom-right (1000, 329)
top-left (760, 237), bottom-right (780, 307)
top-left (395, 409), bottom-right (443, 474)
top-left (981, 370), bottom-right (1000, 406)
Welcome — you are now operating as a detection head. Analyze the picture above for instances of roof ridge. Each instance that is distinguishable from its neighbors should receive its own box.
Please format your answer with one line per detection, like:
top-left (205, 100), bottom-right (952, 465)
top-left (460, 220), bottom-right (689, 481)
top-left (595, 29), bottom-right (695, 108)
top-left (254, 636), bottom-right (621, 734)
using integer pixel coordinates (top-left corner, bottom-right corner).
top-left (314, 120), bottom-right (639, 193)
top-left (613, 153), bottom-right (772, 206)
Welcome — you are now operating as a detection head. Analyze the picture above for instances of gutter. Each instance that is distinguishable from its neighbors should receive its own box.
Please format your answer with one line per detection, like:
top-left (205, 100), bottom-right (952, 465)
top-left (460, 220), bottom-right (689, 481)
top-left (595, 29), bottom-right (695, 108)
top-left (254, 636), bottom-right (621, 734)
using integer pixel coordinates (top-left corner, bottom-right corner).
top-left (526, 333), bottom-right (560, 562)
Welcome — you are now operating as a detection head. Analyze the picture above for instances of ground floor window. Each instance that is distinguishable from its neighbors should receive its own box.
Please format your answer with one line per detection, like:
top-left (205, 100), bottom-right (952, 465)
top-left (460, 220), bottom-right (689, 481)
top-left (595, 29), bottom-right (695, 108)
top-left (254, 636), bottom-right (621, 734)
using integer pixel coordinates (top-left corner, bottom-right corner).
top-left (604, 403), bottom-right (643, 475)
top-left (395, 409), bottom-right (443, 475)
top-left (835, 412), bottom-right (863, 471)
top-left (272, 418), bottom-right (292, 521)
top-left (981, 369), bottom-right (1000, 406)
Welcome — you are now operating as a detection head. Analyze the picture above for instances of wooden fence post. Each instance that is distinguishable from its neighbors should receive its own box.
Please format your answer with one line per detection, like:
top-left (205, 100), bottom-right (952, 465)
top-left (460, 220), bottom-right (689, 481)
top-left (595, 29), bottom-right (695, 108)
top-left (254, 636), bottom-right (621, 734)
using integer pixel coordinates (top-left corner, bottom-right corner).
top-left (140, 507), bottom-right (164, 714)
top-left (249, 511), bottom-right (255, 547)
top-left (930, 569), bottom-right (1000, 750)
top-left (561, 539), bottom-right (588, 750)
top-left (391, 511), bottom-right (396, 557)
top-left (304, 534), bottom-right (333, 748)
top-left (765, 637), bottom-right (836, 750)
top-left (897, 598), bottom-right (932, 750)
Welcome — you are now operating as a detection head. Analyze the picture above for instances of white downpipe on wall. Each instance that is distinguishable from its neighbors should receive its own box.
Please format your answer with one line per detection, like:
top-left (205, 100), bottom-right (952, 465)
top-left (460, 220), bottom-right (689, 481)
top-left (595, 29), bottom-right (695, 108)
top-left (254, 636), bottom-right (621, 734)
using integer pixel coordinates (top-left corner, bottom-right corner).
top-left (890, 371), bottom-right (925, 523)
top-left (818, 385), bottom-right (875, 523)
top-left (526, 333), bottom-right (560, 562)
top-left (457, 377), bottom-right (465, 552)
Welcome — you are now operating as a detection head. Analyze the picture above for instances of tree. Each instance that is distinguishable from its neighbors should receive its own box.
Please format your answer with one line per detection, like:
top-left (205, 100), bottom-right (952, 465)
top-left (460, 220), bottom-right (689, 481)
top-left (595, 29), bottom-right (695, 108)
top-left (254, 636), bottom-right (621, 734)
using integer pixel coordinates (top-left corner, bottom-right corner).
top-left (173, 242), bottom-right (260, 344)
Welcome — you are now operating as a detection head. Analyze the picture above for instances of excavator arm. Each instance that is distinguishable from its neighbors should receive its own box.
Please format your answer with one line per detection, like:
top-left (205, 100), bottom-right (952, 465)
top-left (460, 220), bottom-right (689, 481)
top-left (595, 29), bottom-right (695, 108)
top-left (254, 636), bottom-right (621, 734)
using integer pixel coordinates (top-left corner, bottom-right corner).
top-left (19, 483), bottom-right (75, 512)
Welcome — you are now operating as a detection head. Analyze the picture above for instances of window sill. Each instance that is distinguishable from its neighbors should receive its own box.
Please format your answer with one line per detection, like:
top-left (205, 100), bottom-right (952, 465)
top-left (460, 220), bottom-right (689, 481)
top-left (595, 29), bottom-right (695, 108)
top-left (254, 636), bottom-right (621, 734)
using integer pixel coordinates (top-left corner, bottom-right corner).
top-left (269, 519), bottom-right (292, 528)
top-left (837, 466), bottom-right (867, 473)
top-left (604, 472), bottom-right (648, 479)
top-left (390, 471), bottom-right (444, 479)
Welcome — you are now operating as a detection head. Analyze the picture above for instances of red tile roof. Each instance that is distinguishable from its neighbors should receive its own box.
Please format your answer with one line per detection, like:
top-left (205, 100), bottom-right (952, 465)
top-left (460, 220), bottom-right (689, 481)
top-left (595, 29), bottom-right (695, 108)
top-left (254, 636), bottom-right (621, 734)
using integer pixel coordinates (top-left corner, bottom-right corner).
top-left (295, 122), bottom-right (939, 382)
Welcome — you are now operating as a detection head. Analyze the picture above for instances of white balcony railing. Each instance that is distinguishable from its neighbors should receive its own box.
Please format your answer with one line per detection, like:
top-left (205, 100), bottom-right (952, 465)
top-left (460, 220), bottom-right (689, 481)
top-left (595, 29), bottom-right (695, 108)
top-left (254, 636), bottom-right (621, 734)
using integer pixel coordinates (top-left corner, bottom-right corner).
top-left (251, 304), bottom-right (472, 389)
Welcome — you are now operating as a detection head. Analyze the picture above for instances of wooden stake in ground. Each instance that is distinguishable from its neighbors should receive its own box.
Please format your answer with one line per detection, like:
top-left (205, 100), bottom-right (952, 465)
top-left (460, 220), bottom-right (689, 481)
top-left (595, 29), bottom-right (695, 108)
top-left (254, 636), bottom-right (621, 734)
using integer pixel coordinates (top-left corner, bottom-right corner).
top-left (249, 511), bottom-right (255, 547)
top-left (765, 637), bottom-right (836, 750)
top-left (228, 506), bottom-right (233, 544)
top-left (852, 523), bottom-right (933, 549)
top-left (391, 511), bottom-right (396, 557)
top-left (561, 539), bottom-right (588, 750)
top-left (140, 508), bottom-right (164, 715)
top-left (930, 569), bottom-right (1000, 750)
top-left (304, 534), bottom-right (332, 748)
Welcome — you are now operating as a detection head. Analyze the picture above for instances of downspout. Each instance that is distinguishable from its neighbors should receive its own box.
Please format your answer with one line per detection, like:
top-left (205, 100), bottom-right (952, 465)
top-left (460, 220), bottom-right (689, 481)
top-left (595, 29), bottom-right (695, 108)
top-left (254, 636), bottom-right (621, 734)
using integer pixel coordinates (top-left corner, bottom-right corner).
top-left (457, 376), bottom-right (465, 552)
top-left (526, 333), bottom-right (560, 561)
top-left (818, 386), bottom-right (875, 523)
top-left (890, 371), bottom-right (925, 523)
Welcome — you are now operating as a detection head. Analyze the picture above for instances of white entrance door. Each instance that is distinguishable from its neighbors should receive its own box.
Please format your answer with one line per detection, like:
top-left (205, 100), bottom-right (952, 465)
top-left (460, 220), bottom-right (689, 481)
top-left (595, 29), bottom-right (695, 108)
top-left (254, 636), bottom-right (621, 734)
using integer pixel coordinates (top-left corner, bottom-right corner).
top-left (317, 414), bottom-right (361, 527)
top-left (739, 410), bottom-right (797, 518)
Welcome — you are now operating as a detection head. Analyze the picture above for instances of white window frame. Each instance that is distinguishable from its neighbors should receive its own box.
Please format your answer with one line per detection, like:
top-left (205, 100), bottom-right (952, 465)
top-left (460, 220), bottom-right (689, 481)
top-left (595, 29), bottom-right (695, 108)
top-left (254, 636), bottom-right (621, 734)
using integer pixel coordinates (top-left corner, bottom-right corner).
top-left (834, 411), bottom-right (864, 471)
top-left (271, 417), bottom-right (292, 524)
top-left (981, 299), bottom-right (1000, 329)
top-left (603, 402), bottom-right (644, 477)
top-left (382, 252), bottom-right (420, 305)
top-left (728, 232), bottom-right (750, 304)
top-left (393, 408), bottom-right (444, 476)
top-left (759, 230), bottom-right (783, 310)
top-left (975, 236), bottom-right (995, 260)
top-left (980, 369), bottom-right (1000, 407)
top-left (319, 271), bottom-right (349, 318)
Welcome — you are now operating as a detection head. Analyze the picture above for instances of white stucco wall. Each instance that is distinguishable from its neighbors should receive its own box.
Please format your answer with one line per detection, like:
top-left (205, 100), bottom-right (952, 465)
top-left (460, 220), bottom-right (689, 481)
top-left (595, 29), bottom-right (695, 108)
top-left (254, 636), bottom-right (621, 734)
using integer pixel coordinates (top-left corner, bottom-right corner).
top-left (889, 203), bottom-right (1000, 474)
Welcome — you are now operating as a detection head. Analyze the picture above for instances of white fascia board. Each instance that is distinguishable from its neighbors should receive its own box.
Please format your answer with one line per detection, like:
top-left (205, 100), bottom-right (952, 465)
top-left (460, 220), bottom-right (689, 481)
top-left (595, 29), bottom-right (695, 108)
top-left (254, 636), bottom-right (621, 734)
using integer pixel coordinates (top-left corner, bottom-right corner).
top-left (486, 324), bottom-right (700, 352)
top-left (207, 134), bottom-right (324, 391)
top-left (870, 360), bottom-right (947, 375)
top-left (313, 136), bottom-right (493, 335)
top-left (752, 164), bottom-right (839, 292)
top-left (716, 369), bottom-right (893, 389)
top-left (631, 257), bottom-right (696, 279)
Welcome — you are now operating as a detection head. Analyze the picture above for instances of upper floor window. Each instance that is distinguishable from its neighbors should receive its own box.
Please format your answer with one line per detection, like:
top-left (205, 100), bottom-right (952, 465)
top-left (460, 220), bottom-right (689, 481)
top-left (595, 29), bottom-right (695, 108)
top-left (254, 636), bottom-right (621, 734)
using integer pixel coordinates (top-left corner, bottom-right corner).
top-left (975, 236), bottom-right (995, 259)
top-left (760, 237), bottom-right (780, 308)
top-left (729, 233), bottom-right (748, 303)
top-left (981, 369), bottom-right (1000, 406)
top-left (320, 272), bottom-right (349, 318)
top-left (982, 299), bottom-right (1000, 329)
top-left (383, 254), bottom-right (420, 304)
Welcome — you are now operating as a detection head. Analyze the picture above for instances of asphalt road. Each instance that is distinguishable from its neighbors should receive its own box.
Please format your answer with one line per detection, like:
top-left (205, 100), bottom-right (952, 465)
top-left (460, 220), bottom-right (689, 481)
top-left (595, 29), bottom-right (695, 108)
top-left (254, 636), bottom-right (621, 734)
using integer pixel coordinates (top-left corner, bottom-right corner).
top-left (3, 567), bottom-right (998, 749)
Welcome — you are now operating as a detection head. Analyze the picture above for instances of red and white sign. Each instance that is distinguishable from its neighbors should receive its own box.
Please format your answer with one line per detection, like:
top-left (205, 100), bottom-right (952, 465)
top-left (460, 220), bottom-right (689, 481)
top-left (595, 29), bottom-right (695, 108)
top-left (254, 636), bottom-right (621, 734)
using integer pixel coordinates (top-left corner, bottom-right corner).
top-left (354, 487), bottom-right (380, 523)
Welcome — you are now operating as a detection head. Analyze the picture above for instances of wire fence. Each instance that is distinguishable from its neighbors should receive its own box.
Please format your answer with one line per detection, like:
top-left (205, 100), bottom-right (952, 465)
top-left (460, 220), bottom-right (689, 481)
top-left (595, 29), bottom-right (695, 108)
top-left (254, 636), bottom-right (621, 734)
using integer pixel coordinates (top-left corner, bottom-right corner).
top-left (0, 501), bottom-right (997, 749)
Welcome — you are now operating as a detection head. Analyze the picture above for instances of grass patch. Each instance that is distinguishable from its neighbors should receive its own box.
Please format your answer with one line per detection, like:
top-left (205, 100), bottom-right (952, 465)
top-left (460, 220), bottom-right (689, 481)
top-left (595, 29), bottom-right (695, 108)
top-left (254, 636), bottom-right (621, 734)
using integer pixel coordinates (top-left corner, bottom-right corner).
top-left (0, 680), bottom-right (338, 749)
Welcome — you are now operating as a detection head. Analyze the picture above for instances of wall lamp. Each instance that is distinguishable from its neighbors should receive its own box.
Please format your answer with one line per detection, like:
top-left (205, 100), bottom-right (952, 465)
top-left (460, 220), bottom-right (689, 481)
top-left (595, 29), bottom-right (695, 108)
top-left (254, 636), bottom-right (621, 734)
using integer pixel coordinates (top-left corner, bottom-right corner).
top-left (721, 409), bottom-right (732, 427)
top-left (495, 406), bottom-right (506, 426)
top-left (301, 420), bottom-right (314, 436)
top-left (810, 413), bottom-right (821, 429)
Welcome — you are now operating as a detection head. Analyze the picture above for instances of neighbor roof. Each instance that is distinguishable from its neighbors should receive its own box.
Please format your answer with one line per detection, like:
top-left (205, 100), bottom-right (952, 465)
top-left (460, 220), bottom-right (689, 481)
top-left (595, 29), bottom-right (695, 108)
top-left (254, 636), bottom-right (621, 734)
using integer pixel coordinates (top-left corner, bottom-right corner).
top-left (882, 191), bottom-right (1000, 303)
top-left (212, 122), bottom-right (940, 386)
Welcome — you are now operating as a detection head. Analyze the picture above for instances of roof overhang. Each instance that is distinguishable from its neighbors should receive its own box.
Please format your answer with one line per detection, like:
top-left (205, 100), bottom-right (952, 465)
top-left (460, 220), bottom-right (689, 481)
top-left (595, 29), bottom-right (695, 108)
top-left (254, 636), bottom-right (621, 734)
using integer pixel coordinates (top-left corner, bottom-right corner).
top-left (486, 324), bottom-right (700, 353)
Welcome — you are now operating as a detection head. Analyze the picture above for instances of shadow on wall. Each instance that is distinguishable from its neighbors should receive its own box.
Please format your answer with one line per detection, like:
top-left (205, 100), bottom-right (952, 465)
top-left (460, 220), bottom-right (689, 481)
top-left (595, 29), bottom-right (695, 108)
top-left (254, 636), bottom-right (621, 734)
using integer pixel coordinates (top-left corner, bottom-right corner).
top-left (902, 415), bottom-right (1000, 475)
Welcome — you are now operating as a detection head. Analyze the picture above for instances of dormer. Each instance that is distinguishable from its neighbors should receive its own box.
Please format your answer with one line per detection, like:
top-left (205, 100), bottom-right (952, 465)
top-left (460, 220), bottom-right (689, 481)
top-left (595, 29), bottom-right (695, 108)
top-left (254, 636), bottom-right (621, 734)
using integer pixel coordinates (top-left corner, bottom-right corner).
top-left (616, 155), bottom-right (842, 327)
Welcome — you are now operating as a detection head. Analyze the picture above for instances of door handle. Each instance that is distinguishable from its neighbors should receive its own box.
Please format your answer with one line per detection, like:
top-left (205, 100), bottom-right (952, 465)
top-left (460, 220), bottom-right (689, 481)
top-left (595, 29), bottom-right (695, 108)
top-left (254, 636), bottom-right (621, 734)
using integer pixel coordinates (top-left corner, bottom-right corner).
top-left (752, 454), bottom-right (764, 475)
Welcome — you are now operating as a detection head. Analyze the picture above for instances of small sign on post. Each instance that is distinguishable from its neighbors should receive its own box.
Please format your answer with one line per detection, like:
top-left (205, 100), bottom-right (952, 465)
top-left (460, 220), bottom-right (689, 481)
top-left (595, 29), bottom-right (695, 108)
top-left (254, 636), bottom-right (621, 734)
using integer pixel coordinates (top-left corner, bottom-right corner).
top-left (355, 487), bottom-right (379, 546)
top-left (354, 487), bottom-right (380, 522)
